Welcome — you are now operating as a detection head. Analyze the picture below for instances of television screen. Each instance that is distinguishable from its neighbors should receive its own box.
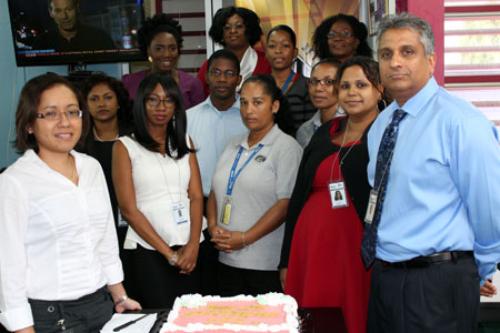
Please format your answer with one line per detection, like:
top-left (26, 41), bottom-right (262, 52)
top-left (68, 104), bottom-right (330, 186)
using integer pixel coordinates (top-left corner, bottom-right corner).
top-left (7, 0), bottom-right (146, 66)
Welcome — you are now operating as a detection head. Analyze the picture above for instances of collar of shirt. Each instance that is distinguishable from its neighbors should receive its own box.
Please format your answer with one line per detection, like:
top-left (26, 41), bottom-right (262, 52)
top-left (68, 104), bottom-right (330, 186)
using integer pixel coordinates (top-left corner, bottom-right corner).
top-left (202, 95), bottom-right (241, 116)
top-left (390, 77), bottom-right (439, 118)
top-left (237, 124), bottom-right (281, 149)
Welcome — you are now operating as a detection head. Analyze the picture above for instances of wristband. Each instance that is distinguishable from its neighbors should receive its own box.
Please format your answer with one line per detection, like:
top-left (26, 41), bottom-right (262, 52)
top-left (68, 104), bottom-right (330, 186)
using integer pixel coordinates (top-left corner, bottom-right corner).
top-left (115, 294), bottom-right (128, 306)
top-left (168, 252), bottom-right (178, 266)
top-left (241, 232), bottom-right (247, 247)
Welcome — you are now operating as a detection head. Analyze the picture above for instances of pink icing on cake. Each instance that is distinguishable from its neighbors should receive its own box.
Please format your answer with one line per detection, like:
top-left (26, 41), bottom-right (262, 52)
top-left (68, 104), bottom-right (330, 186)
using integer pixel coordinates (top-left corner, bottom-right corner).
top-left (162, 293), bottom-right (299, 333)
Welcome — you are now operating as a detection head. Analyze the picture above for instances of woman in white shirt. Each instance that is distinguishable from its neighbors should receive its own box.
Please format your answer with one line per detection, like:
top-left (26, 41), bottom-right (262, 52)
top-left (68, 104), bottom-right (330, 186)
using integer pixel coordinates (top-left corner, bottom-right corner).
top-left (0, 73), bottom-right (140, 333)
top-left (112, 73), bottom-right (204, 308)
top-left (207, 75), bottom-right (302, 296)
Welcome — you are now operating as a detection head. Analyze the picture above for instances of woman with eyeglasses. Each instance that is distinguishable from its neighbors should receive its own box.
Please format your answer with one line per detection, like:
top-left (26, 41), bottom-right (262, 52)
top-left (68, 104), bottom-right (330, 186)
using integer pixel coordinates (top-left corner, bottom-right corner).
top-left (313, 14), bottom-right (373, 63)
top-left (280, 57), bottom-right (383, 333)
top-left (207, 75), bottom-right (302, 296)
top-left (112, 73), bottom-right (204, 308)
top-left (197, 6), bottom-right (271, 96)
top-left (122, 14), bottom-right (204, 109)
top-left (296, 58), bottom-right (341, 147)
top-left (0, 73), bottom-right (140, 333)
top-left (265, 25), bottom-right (316, 134)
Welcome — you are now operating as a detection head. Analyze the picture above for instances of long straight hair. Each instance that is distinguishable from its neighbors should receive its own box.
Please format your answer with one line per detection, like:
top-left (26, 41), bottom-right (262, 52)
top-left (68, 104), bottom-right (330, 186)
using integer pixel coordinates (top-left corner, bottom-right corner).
top-left (132, 73), bottom-right (193, 159)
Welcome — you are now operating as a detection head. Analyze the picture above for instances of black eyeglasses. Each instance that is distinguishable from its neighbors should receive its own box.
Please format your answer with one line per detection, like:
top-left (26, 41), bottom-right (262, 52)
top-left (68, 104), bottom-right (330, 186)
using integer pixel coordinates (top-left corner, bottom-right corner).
top-left (36, 109), bottom-right (83, 121)
top-left (208, 69), bottom-right (238, 78)
top-left (307, 78), bottom-right (336, 87)
top-left (327, 31), bottom-right (354, 39)
top-left (146, 94), bottom-right (175, 108)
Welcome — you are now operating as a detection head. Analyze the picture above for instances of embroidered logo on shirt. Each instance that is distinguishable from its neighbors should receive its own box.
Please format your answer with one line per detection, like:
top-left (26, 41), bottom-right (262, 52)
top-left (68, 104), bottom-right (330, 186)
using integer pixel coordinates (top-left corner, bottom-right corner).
top-left (255, 155), bottom-right (267, 163)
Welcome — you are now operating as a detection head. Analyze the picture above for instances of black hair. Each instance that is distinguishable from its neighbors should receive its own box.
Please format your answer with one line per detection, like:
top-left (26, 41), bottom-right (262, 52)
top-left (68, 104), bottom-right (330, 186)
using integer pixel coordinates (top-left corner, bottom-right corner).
top-left (207, 49), bottom-right (241, 74)
top-left (137, 13), bottom-right (183, 56)
top-left (80, 74), bottom-right (134, 153)
top-left (14, 72), bottom-right (89, 153)
top-left (209, 6), bottom-right (263, 47)
top-left (132, 73), bottom-right (193, 159)
top-left (266, 24), bottom-right (297, 48)
top-left (336, 56), bottom-right (381, 90)
top-left (312, 14), bottom-right (373, 60)
top-left (82, 73), bottom-right (133, 130)
top-left (310, 57), bottom-right (342, 76)
top-left (241, 74), bottom-right (295, 136)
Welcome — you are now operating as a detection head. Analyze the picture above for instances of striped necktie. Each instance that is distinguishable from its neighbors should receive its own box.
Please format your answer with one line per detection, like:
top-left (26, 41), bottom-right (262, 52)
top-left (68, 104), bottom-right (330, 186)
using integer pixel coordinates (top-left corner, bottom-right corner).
top-left (361, 109), bottom-right (407, 268)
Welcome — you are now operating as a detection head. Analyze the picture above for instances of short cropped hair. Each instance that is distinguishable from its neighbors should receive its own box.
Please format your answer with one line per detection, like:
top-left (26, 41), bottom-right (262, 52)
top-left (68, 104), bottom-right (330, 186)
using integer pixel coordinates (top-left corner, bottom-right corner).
top-left (15, 72), bottom-right (89, 153)
top-left (207, 49), bottom-right (241, 74)
top-left (266, 24), bottom-right (297, 48)
top-left (377, 13), bottom-right (435, 55)
top-left (209, 6), bottom-right (263, 47)
top-left (138, 13), bottom-right (183, 56)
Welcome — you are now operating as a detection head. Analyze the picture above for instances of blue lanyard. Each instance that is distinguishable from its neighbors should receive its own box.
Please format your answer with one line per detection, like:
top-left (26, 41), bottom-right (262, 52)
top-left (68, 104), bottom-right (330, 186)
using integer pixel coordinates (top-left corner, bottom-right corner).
top-left (281, 71), bottom-right (295, 94)
top-left (226, 144), bottom-right (264, 196)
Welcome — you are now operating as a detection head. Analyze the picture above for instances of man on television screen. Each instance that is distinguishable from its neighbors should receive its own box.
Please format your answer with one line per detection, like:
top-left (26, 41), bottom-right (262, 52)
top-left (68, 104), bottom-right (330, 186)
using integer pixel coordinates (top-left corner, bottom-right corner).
top-left (32, 0), bottom-right (116, 52)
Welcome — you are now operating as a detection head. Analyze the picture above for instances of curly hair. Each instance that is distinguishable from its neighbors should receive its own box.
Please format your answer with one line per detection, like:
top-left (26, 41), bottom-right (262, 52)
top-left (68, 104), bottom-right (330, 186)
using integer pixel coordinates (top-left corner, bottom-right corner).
top-left (209, 6), bottom-right (263, 47)
top-left (312, 14), bottom-right (373, 60)
top-left (137, 13), bottom-right (183, 56)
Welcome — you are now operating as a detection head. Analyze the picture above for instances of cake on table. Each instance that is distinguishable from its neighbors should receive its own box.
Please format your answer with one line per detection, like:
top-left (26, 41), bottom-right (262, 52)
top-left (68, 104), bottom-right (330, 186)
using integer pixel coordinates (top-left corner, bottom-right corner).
top-left (162, 293), bottom-right (299, 333)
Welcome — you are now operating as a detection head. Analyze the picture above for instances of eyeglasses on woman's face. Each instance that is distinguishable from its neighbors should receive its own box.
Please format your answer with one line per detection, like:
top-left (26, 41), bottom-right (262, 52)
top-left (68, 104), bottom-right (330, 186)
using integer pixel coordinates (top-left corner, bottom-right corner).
top-left (327, 30), bottom-right (354, 39)
top-left (36, 109), bottom-right (83, 121)
top-left (307, 78), bottom-right (336, 87)
top-left (145, 94), bottom-right (175, 108)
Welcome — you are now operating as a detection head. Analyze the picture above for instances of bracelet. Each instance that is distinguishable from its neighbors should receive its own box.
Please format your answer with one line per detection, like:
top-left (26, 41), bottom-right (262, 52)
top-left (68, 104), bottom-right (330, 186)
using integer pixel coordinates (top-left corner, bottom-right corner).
top-left (241, 232), bottom-right (247, 247)
top-left (115, 294), bottom-right (128, 306)
top-left (168, 252), bottom-right (178, 266)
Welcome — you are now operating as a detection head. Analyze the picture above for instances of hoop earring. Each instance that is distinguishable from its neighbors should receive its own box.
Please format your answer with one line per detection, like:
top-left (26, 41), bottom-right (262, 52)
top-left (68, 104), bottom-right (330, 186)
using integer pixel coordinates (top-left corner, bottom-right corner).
top-left (378, 98), bottom-right (388, 111)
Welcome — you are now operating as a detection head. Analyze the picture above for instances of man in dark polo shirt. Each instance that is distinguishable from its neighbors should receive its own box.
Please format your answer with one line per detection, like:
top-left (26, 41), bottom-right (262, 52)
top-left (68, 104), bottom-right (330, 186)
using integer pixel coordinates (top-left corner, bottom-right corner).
top-left (33, 0), bottom-right (115, 52)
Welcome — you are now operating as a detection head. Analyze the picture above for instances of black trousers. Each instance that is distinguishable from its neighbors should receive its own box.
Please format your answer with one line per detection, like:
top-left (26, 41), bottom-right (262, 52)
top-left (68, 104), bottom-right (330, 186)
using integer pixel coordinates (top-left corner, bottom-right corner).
top-left (217, 262), bottom-right (282, 297)
top-left (28, 287), bottom-right (113, 333)
top-left (367, 256), bottom-right (480, 333)
top-left (125, 245), bottom-right (201, 309)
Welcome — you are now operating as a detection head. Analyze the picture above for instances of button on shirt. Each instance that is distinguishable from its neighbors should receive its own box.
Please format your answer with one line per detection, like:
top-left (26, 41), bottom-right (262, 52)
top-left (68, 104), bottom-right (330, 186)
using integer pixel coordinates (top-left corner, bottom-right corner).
top-left (187, 96), bottom-right (248, 196)
top-left (0, 150), bottom-right (123, 331)
top-left (211, 125), bottom-right (303, 270)
top-left (367, 77), bottom-right (500, 282)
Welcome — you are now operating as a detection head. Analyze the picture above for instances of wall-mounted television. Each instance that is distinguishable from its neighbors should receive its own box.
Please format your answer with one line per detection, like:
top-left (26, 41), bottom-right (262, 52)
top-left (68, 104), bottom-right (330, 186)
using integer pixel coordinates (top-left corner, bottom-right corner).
top-left (7, 0), bottom-right (146, 67)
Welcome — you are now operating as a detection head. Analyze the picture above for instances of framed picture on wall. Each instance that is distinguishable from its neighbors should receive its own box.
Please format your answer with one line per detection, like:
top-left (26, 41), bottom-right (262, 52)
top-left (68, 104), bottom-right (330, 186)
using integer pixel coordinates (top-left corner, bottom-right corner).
top-left (369, 0), bottom-right (389, 35)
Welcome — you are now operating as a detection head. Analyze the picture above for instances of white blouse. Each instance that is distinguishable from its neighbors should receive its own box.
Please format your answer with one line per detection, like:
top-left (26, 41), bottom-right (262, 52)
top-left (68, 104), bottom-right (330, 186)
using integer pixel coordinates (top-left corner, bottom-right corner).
top-left (119, 136), bottom-right (203, 250)
top-left (0, 150), bottom-right (123, 332)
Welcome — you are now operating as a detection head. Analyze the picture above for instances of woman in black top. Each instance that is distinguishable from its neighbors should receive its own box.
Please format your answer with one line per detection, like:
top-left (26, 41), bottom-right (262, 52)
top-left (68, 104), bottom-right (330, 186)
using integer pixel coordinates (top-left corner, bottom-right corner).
top-left (280, 56), bottom-right (383, 333)
top-left (81, 74), bottom-right (133, 249)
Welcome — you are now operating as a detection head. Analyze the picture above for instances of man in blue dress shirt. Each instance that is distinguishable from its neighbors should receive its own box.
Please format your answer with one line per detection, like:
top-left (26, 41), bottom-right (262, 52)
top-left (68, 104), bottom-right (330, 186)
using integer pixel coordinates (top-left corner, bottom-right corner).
top-left (186, 49), bottom-right (247, 295)
top-left (365, 13), bottom-right (500, 332)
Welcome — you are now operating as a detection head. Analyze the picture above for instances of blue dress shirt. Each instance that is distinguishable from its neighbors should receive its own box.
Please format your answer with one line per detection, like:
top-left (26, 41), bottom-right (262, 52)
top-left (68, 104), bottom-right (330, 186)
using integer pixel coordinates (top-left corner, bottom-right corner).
top-left (367, 77), bottom-right (500, 283)
top-left (187, 96), bottom-right (248, 196)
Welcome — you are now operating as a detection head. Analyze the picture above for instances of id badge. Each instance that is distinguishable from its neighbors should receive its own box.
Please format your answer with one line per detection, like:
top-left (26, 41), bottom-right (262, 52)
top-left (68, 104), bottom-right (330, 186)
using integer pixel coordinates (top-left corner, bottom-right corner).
top-left (364, 190), bottom-right (378, 224)
top-left (329, 181), bottom-right (348, 208)
top-left (117, 210), bottom-right (128, 227)
top-left (221, 196), bottom-right (232, 225)
top-left (172, 202), bottom-right (188, 225)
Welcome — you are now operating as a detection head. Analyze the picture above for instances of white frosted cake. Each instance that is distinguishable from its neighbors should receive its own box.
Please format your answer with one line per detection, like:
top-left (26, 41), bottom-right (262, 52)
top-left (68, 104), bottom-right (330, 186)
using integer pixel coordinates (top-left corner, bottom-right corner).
top-left (162, 293), bottom-right (299, 333)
